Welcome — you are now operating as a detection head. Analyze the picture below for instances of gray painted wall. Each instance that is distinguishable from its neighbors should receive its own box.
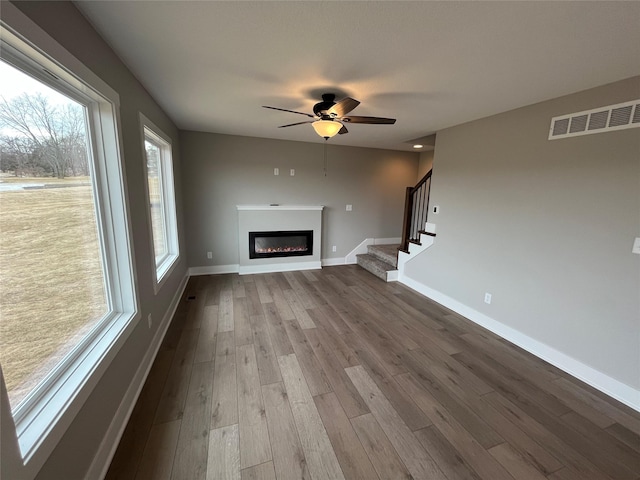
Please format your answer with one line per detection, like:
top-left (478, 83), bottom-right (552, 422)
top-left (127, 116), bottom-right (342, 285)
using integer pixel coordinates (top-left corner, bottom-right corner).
top-left (2, 2), bottom-right (188, 479)
top-left (405, 76), bottom-right (640, 390)
top-left (180, 132), bottom-right (419, 267)
top-left (418, 150), bottom-right (434, 178)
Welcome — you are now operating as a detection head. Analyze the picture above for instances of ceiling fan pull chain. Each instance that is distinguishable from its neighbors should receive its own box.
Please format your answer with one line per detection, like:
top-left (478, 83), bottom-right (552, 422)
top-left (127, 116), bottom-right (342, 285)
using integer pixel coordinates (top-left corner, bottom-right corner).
top-left (324, 140), bottom-right (328, 177)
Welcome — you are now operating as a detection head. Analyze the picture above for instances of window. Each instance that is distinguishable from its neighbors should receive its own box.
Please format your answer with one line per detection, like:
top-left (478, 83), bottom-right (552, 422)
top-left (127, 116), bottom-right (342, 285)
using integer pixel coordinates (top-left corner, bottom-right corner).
top-left (0, 57), bottom-right (110, 409)
top-left (0, 12), bottom-right (137, 473)
top-left (141, 116), bottom-right (179, 290)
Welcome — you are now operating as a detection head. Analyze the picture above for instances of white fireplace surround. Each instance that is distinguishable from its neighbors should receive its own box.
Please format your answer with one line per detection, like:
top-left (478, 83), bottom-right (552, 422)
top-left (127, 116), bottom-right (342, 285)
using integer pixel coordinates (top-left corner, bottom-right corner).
top-left (237, 205), bottom-right (324, 274)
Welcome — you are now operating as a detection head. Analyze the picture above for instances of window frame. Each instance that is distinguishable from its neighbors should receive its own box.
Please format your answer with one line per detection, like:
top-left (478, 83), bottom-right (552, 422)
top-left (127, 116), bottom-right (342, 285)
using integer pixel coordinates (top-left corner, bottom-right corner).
top-left (0, 7), bottom-right (139, 477)
top-left (139, 114), bottom-right (180, 293)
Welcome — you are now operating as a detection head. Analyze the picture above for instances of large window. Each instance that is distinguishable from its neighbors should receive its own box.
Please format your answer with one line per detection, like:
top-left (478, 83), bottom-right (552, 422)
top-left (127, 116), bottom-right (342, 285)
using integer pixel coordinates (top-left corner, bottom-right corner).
top-left (0, 59), bottom-right (109, 409)
top-left (0, 16), bottom-right (137, 472)
top-left (141, 116), bottom-right (179, 290)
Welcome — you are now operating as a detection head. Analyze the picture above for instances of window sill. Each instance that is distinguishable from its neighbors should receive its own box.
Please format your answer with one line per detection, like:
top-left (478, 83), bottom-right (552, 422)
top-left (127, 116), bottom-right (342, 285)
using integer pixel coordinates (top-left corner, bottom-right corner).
top-left (154, 254), bottom-right (180, 294)
top-left (15, 310), bottom-right (139, 478)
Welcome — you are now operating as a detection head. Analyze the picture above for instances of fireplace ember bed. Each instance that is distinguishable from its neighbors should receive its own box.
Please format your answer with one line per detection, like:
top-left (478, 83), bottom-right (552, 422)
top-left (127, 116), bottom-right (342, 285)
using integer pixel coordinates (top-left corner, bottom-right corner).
top-left (249, 230), bottom-right (313, 259)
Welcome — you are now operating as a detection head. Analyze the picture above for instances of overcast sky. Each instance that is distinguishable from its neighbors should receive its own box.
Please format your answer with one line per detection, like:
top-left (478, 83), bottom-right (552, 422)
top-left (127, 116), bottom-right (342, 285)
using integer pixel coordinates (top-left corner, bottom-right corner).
top-left (2, 60), bottom-right (53, 98)
top-left (0, 59), bottom-right (77, 136)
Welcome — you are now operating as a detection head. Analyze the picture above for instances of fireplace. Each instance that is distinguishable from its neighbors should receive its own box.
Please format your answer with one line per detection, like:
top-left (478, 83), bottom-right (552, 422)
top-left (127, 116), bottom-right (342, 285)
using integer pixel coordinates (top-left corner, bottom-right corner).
top-left (237, 205), bottom-right (323, 274)
top-left (249, 230), bottom-right (313, 259)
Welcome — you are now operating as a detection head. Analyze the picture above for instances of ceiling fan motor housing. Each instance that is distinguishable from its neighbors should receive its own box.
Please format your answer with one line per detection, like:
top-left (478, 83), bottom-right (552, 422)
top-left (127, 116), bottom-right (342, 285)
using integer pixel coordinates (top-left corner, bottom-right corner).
top-left (313, 93), bottom-right (337, 118)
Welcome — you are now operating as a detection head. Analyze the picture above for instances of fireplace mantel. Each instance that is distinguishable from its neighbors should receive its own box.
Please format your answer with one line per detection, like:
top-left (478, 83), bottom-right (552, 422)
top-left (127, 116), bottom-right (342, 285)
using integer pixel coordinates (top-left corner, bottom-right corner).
top-left (237, 206), bottom-right (324, 274)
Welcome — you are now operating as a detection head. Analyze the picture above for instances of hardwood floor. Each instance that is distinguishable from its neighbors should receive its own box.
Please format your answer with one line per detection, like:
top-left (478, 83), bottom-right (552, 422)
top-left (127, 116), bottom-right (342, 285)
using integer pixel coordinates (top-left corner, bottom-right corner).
top-left (105, 266), bottom-right (640, 480)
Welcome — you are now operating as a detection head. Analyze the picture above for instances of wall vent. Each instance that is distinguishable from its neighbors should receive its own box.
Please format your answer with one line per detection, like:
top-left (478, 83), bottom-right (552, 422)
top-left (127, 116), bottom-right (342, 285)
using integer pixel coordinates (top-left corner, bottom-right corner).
top-left (549, 99), bottom-right (640, 140)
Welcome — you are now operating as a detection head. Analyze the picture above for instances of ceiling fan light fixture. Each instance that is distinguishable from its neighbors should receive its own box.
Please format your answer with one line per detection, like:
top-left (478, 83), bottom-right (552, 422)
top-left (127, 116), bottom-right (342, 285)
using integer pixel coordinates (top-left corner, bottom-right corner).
top-left (312, 119), bottom-right (342, 139)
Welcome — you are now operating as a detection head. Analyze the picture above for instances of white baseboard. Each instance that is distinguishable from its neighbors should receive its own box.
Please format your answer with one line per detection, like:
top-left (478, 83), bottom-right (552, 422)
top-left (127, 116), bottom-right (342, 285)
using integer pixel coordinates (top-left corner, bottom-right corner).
top-left (345, 238), bottom-right (374, 264)
top-left (86, 271), bottom-right (190, 480)
top-left (322, 257), bottom-right (348, 266)
top-left (189, 237), bottom-right (403, 273)
top-left (189, 264), bottom-right (239, 276)
top-left (193, 261), bottom-right (343, 272)
top-left (238, 261), bottom-right (321, 275)
top-left (399, 275), bottom-right (640, 412)
top-left (345, 237), bottom-right (402, 264)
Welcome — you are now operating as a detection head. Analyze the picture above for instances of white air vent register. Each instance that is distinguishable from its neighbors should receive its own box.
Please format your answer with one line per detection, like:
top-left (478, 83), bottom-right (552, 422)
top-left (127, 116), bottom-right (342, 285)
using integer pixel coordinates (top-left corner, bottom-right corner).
top-left (549, 99), bottom-right (640, 140)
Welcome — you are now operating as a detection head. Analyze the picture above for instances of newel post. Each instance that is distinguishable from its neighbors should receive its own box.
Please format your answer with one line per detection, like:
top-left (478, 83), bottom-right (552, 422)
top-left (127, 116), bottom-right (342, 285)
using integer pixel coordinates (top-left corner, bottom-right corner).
top-left (400, 186), bottom-right (413, 252)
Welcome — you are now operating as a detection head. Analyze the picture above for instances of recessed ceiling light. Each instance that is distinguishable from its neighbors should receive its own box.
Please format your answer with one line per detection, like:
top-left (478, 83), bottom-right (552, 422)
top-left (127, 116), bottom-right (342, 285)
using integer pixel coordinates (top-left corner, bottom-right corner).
top-left (413, 144), bottom-right (423, 149)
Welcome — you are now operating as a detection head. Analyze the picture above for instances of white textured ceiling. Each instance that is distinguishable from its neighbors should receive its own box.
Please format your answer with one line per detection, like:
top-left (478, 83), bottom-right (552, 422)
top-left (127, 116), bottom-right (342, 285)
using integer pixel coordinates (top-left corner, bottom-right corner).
top-left (75, 1), bottom-right (640, 151)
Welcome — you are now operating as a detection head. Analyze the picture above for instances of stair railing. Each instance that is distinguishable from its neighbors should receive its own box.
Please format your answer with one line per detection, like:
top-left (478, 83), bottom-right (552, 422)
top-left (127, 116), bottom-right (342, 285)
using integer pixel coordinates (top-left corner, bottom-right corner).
top-left (400, 169), bottom-right (432, 252)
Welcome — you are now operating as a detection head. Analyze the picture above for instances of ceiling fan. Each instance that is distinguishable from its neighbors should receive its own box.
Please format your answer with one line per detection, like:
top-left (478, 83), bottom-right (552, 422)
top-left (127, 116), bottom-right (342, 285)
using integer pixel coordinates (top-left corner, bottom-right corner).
top-left (263, 93), bottom-right (396, 139)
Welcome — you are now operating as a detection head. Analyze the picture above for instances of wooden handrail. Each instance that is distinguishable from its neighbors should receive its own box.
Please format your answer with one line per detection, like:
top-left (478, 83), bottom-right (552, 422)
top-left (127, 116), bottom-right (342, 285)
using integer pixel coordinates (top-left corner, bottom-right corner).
top-left (400, 186), bottom-right (413, 252)
top-left (414, 169), bottom-right (432, 191)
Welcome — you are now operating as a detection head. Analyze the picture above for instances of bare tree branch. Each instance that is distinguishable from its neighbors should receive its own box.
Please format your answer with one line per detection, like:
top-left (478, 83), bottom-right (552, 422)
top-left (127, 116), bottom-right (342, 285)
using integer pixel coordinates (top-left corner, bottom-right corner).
top-left (0, 93), bottom-right (88, 178)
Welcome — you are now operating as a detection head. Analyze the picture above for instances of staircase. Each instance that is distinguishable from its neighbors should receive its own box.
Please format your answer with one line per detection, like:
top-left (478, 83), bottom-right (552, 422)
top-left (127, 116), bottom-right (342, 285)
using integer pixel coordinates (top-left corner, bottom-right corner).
top-left (357, 168), bottom-right (437, 282)
top-left (356, 244), bottom-right (399, 282)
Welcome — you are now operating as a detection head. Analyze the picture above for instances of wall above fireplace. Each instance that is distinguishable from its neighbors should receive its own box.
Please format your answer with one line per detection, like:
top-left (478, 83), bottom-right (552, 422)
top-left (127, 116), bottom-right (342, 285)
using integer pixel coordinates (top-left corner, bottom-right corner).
top-left (237, 205), bottom-right (324, 274)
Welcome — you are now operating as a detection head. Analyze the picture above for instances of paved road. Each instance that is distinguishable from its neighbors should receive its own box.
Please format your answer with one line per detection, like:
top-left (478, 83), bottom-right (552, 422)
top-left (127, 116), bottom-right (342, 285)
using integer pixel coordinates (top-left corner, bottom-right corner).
top-left (0, 182), bottom-right (45, 192)
top-left (0, 182), bottom-right (89, 192)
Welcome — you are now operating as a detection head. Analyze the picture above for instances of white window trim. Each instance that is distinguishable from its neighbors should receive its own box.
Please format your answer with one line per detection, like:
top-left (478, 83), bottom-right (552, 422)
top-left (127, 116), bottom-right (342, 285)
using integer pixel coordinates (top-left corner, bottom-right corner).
top-left (0, 5), bottom-right (139, 478)
top-left (139, 113), bottom-right (180, 293)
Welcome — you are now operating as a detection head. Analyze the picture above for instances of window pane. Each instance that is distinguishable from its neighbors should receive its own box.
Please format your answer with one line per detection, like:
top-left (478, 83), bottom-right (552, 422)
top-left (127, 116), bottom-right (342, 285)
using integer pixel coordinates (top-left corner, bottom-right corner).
top-left (0, 60), bottom-right (108, 409)
top-left (145, 139), bottom-right (168, 264)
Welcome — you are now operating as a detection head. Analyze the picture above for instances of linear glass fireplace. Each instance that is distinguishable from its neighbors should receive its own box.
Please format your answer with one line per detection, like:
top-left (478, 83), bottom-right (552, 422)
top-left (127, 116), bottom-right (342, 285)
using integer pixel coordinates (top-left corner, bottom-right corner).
top-left (249, 230), bottom-right (313, 259)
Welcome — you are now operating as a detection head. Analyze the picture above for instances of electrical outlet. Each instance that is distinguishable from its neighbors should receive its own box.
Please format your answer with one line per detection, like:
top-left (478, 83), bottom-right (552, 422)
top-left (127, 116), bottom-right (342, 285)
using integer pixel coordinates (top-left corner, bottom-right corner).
top-left (290, 169), bottom-right (295, 176)
top-left (274, 167), bottom-right (279, 176)
top-left (332, 245), bottom-right (337, 252)
top-left (346, 204), bottom-right (352, 211)
top-left (207, 251), bottom-right (212, 259)
top-left (484, 293), bottom-right (492, 304)
top-left (433, 205), bottom-right (440, 214)
top-left (633, 237), bottom-right (640, 254)
top-left (147, 314), bottom-right (152, 329)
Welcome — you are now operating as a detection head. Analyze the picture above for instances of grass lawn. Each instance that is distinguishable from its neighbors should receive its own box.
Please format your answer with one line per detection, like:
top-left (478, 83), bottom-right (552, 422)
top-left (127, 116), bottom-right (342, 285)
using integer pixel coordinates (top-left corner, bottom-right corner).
top-left (0, 177), bottom-right (107, 408)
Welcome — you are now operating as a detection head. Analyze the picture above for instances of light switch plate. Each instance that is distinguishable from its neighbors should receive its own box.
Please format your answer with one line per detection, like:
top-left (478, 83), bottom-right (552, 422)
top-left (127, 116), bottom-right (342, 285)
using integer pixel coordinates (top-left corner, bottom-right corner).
top-left (346, 204), bottom-right (352, 211)
top-left (274, 168), bottom-right (279, 176)
top-left (633, 237), bottom-right (640, 255)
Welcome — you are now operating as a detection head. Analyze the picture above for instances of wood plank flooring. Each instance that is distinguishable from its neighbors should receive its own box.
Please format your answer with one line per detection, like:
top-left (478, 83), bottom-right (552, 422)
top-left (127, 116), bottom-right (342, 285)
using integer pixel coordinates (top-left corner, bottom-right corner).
top-left (106, 266), bottom-right (640, 480)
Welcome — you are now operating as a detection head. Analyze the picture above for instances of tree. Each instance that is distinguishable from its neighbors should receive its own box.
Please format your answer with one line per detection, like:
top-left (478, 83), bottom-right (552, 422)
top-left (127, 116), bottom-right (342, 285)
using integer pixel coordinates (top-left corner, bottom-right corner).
top-left (0, 135), bottom-right (36, 176)
top-left (0, 93), bottom-right (89, 178)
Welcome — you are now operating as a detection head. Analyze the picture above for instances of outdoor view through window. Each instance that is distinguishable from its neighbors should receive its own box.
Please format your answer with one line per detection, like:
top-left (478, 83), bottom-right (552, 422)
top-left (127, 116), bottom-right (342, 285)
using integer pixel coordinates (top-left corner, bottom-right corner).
top-left (144, 138), bottom-right (168, 264)
top-left (0, 60), bottom-right (108, 409)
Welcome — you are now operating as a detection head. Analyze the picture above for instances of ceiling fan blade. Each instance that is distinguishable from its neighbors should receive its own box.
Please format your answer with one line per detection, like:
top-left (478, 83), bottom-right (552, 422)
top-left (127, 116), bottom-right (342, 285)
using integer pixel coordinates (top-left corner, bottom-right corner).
top-left (338, 125), bottom-right (348, 135)
top-left (341, 116), bottom-right (396, 124)
top-left (327, 97), bottom-right (360, 117)
top-left (278, 121), bottom-right (314, 128)
top-left (263, 106), bottom-right (315, 118)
